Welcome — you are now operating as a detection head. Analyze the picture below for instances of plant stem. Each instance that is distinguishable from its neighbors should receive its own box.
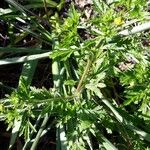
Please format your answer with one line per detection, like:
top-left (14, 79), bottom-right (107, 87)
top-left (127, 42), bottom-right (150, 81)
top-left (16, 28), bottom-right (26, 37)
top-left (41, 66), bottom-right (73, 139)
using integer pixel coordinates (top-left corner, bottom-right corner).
top-left (76, 57), bottom-right (92, 93)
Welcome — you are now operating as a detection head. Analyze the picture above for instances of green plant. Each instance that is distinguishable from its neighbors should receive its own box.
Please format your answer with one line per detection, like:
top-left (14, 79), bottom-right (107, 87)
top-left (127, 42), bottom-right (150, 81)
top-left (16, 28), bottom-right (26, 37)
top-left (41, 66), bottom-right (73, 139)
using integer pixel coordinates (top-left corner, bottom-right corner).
top-left (0, 0), bottom-right (150, 149)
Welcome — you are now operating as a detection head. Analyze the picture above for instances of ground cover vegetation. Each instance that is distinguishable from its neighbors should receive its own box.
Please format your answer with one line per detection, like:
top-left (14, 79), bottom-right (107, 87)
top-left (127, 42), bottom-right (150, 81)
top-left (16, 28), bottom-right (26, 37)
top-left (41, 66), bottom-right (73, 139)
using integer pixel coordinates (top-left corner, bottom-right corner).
top-left (0, 0), bottom-right (150, 149)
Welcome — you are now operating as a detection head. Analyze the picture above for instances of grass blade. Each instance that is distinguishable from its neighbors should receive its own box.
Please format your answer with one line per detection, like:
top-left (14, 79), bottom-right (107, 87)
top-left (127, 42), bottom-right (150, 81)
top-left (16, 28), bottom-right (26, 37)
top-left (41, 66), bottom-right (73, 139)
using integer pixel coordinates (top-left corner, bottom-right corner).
top-left (0, 52), bottom-right (51, 65)
top-left (56, 125), bottom-right (67, 150)
top-left (101, 135), bottom-right (118, 150)
top-left (19, 60), bottom-right (38, 86)
top-left (119, 22), bottom-right (150, 35)
top-left (9, 118), bottom-right (22, 150)
top-left (102, 98), bottom-right (150, 142)
top-left (30, 114), bottom-right (49, 150)
top-left (0, 47), bottom-right (49, 53)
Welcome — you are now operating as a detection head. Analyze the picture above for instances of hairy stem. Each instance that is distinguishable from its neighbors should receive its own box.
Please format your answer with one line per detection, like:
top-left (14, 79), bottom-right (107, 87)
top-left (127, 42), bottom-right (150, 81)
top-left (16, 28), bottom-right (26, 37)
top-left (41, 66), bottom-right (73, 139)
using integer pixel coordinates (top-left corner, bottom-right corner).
top-left (76, 57), bottom-right (92, 93)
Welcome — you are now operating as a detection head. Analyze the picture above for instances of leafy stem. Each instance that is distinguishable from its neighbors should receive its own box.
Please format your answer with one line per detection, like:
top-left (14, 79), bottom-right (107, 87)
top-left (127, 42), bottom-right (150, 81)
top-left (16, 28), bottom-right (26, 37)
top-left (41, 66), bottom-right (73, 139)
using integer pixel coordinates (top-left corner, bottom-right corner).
top-left (76, 56), bottom-right (93, 94)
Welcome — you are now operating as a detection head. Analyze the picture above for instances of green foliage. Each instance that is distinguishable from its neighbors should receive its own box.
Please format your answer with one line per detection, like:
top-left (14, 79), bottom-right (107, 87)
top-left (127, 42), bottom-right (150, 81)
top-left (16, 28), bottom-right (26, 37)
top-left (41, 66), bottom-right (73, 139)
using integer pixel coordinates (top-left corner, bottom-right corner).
top-left (0, 0), bottom-right (150, 149)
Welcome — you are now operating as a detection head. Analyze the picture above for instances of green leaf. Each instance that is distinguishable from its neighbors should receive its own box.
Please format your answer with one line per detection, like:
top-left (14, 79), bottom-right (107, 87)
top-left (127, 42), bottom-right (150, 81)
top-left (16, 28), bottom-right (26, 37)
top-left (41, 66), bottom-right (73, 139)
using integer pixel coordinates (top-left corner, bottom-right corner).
top-left (45, 0), bottom-right (58, 7)
top-left (85, 84), bottom-right (103, 98)
top-left (80, 120), bottom-right (92, 131)
top-left (64, 80), bottom-right (77, 86)
top-left (97, 83), bottom-right (106, 88)
top-left (50, 49), bottom-right (74, 61)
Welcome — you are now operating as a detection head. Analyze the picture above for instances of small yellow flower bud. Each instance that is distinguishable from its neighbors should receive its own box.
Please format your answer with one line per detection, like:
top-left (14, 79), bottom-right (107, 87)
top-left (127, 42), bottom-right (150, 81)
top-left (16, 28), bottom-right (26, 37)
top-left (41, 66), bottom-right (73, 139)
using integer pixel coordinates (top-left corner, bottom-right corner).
top-left (114, 17), bottom-right (124, 26)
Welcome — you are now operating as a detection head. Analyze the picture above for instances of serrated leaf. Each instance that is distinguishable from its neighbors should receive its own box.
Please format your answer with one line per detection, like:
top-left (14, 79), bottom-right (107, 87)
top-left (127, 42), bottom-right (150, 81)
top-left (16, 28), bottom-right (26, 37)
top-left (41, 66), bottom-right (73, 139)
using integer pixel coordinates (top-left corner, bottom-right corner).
top-left (80, 120), bottom-right (92, 131)
top-left (85, 84), bottom-right (103, 98)
top-left (96, 72), bottom-right (106, 81)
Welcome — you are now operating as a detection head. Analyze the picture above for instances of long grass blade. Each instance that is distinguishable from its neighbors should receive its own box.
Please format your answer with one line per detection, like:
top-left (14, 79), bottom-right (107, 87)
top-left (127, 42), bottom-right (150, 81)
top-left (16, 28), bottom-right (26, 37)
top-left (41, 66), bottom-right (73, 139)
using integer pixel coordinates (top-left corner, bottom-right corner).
top-left (101, 135), bottom-right (118, 150)
top-left (119, 22), bottom-right (150, 35)
top-left (52, 57), bottom-right (68, 150)
top-left (0, 47), bottom-right (49, 53)
top-left (56, 125), bottom-right (67, 150)
top-left (9, 118), bottom-right (22, 150)
top-left (0, 52), bottom-right (51, 65)
top-left (30, 113), bottom-right (49, 150)
top-left (102, 98), bottom-right (150, 142)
